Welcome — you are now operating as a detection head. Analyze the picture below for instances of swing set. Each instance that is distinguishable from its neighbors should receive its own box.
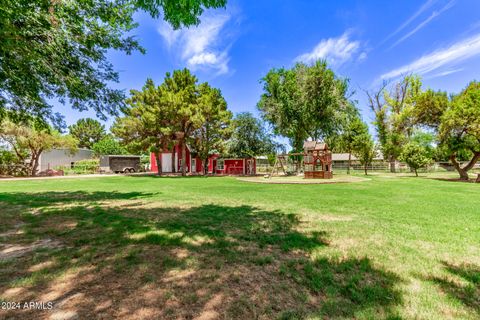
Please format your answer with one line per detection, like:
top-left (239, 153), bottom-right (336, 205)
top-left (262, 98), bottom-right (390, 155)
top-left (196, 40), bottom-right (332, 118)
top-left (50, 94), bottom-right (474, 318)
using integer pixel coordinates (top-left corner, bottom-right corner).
top-left (268, 141), bottom-right (333, 179)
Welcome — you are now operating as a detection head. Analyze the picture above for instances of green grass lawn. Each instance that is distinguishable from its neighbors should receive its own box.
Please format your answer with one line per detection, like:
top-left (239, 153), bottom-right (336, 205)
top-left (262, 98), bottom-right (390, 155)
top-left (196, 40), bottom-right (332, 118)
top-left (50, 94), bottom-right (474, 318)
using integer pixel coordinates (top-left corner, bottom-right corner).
top-left (0, 174), bottom-right (479, 319)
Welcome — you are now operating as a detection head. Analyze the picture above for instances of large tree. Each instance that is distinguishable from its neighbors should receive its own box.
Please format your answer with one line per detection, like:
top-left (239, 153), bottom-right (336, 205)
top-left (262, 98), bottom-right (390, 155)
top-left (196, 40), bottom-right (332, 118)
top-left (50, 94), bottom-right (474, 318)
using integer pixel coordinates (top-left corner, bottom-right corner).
top-left (366, 75), bottom-right (421, 172)
top-left (227, 112), bottom-right (278, 158)
top-left (112, 78), bottom-right (176, 175)
top-left (439, 82), bottom-right (480, 180)
top-left (337, 116), bottom-right (370, 174)
top-left (352, 132), bottom-right (376, 176)
top-left (0, 0), bottom-right (227, 124)
top-left (113, 71), bottom-right (231, 177)
top-left (258, 60), bottom-right (350, 151)
top-left (0, 119), bottom-right (77, 176)
top-left (193, 83), bottom-right (232, 174)
top-left (412, 82), bottom-right (480, 180)
top-left (68, 118), bottom-right (106, 149)
top-left (162, 69), bottom-right (204, 176)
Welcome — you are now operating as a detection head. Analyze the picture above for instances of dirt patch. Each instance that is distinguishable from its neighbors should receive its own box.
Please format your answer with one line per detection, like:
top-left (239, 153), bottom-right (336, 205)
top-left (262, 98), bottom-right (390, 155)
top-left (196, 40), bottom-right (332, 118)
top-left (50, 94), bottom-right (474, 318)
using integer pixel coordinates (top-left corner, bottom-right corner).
top-left (0, 239), bottom-right (63, 260)
top-left (0, 223), bottom-right (25, 238)
top-left (0, 194), bottom-right (402, 319)
top-left (237, 175), bottom-right (370, 184)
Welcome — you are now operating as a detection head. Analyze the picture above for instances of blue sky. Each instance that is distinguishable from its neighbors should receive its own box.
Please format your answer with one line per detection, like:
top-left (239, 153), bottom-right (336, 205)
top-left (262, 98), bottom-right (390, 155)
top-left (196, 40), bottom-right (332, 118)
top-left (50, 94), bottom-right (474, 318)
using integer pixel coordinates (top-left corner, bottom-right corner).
top-left (57, 0), bottom-right (480, 137)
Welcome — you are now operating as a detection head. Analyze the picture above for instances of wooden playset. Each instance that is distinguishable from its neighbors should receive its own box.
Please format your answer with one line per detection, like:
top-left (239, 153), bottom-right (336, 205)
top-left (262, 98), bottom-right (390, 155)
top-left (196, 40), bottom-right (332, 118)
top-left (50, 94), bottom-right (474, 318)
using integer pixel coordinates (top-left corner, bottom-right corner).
top-left (270, 141), bottom-right (333, 179)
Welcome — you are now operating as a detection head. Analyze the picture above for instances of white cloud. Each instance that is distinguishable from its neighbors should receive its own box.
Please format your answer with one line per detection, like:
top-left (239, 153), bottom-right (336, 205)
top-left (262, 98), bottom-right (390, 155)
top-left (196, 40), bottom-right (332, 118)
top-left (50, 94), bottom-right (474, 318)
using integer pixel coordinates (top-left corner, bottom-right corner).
top-left (158, 13), bottom-right (232, 75)
top-left (157, 23), bottom-right (180, 48)
top-left (425, 68), bottom-right (463, 79)
top-left (389, 0), bottom-right (456, 49)
top-left (358, 52), bottom-right (368, 62)
top-left (381, 0), bottom-right (439, 45)
top-left (188, 52), bottom-right (218, 65)
top-left (295, 32), bottom-right (362, 67)
top-left (380, 33), bottom-right (480, 80)
top-left (187, 51), bottom-right (229, 75)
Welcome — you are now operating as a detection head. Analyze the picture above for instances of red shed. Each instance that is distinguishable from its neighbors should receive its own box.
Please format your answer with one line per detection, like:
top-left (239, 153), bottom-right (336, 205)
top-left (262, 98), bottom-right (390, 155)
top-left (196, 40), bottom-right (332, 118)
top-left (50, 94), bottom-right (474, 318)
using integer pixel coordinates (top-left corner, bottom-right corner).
top-left (150, 144), bottom-right (256, 175)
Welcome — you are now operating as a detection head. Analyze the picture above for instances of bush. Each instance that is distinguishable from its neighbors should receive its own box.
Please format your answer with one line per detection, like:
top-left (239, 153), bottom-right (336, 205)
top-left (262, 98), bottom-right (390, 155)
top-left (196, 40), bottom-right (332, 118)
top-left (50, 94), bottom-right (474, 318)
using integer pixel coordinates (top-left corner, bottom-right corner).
top-left (400, 142), bottom-right (432, 176)
top-left (55, 159), bottom-right (99, 175)
top-left (92, 136), bottom-right (127, 157)
top-left (73, 159), bottom-right (99, 174)
top-left (0, 149), bottom-right (28, 176)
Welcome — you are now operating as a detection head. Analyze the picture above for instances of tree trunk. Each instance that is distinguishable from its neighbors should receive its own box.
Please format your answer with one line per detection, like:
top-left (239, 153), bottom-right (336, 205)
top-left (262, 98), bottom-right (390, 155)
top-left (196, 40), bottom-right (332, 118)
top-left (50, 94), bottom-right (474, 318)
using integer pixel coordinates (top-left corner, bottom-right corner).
top-left (450, 154), bottom-right (470, 181)
top-left (463, 152), bottom-right (480, 171)
top-left (171, 145), bottom-right (176, 173)
top-left (204, 158), bottom-right (209, 175)
top-left (364, 164), bottom-right (368, 175)
top-left (30, 151), bottom-right (40, 176)
top-left (389, 156), bottom-right (396, 173)
top-left (414, 168), bottom-right (418, 177)
top-left (181, 140), bottom-right (187, 176)
top-left (155, 152), bottom-right (162, 176)
top-left (347, 152), bottom-right (351, 174)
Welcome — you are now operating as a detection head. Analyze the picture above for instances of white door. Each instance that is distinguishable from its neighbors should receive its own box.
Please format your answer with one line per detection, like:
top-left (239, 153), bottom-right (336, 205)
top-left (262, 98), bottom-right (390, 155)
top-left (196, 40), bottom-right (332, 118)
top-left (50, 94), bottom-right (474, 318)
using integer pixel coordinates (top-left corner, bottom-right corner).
top-left (191, 158), bottom-right (196, 172)
top-left (161, 153), bottom-right (172, 172)
top-left (247, 159), bottom-right (254, 175)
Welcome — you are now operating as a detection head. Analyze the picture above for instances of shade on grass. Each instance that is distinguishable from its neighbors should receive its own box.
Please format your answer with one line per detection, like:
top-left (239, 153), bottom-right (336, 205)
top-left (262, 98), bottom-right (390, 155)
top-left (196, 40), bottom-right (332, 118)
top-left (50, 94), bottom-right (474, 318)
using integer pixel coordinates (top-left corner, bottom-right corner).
top-left (0, 174), bottom-right (478, 319)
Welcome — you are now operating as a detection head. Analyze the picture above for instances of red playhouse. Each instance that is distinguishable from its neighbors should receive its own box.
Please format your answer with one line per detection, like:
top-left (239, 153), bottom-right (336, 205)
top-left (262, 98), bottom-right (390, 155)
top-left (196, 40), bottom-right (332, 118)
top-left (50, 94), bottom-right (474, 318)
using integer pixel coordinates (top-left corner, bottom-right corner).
top-left (150, 144), bottom-right (256, 175)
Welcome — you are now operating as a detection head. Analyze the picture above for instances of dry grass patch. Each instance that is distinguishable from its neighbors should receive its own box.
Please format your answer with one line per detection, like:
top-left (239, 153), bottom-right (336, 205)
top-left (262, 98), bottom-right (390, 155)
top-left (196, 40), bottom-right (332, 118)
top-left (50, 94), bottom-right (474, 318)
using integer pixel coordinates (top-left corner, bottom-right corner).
top-left (0, 191), bottom-right (403, 319)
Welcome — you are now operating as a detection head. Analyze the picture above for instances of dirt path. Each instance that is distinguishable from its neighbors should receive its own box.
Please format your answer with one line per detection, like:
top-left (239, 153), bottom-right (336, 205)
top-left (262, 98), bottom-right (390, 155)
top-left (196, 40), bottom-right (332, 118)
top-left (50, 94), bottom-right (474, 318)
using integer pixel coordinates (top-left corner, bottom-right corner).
top-left (0, 173), bottom-right (153, 182)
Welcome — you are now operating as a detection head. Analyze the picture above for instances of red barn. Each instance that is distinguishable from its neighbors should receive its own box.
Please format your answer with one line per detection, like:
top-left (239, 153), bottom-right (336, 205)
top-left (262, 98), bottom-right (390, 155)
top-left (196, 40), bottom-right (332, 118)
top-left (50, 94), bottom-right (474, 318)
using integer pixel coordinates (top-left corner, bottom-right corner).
top-left (150, 144), bottom-right (256, 175)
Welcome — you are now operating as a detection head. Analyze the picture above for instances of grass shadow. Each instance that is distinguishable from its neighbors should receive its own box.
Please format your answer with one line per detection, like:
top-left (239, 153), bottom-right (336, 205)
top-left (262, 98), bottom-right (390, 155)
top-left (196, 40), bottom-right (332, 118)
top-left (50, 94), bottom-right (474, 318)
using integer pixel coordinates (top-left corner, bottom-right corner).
top-left (428, 261), bottom-right (480, 314)
top-left (278, 257), bottom-right (403, 319)
top-left (0, 191), bottom-right (158, 207)
top-left (0, 191), bottom-right (402, 319)
top-left (428, 177), bottom-right (480, 184)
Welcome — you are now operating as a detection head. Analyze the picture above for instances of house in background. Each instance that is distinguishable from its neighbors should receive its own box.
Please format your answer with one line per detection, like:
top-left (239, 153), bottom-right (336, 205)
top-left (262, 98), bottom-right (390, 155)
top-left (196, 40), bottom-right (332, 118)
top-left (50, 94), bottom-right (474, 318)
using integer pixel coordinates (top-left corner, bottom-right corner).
top-left (38, 148), bottom-right (93, 172)
top-left (332, 152), bottom-right (386, 170)
top-left (150, 144), bottom-right (256, 175)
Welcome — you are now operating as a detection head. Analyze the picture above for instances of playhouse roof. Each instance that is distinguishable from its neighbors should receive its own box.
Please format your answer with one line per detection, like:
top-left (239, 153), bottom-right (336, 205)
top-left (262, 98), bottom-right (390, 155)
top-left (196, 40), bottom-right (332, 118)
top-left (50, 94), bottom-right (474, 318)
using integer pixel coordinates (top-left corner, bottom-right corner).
top-left (303, 141), bottom-right (328, 151)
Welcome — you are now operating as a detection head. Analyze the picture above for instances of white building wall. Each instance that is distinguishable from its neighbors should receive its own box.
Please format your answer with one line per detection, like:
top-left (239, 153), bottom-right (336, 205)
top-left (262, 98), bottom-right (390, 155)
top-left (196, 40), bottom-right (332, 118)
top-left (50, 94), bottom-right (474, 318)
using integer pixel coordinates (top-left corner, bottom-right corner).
top-left (38, 149), bottom-right (93, 171)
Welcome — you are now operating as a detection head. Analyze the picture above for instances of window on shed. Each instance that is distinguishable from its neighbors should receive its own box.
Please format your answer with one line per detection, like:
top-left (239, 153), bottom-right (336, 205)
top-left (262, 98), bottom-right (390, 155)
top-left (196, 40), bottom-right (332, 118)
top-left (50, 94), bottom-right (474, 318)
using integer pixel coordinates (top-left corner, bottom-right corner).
top-left (217, 159), bottom-right (225, 170)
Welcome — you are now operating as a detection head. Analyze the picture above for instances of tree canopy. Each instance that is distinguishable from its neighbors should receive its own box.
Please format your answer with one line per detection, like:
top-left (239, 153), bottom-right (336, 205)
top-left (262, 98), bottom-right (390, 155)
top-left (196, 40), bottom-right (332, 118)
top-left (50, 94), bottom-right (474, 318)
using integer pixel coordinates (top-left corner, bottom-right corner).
top-left (113, 69), bottom-right (232, 176)
top-left (366, 75), bottom-right (422, 172)
top-left (258, 60), bottom-right (352, 151)
top-left (227, 112), bottom-right (278, 158)
top-left (193, 83), bottom-right (232, 174)
top-left (369, 77), bottom-right (480, 180)
top-left (69, 118), bottom-right (106, 149)
top-left (400, 142), bottom-right (432, 177)
top-left (438, 81), bottom-right (480, 179)
top-left (337, 116), bottom-right (370, 173)
top-left (91, 136), bottom-right (127, 157)
top-left (112, 78), bottom-right (176, 160)
top-left (352, 131), bottom-right (376, 176)
top-left (0, 0), bottom-right (227, 126)
top-left (0, 119), bottom-right (77, 176)
top-left (134, 0), bottom-right (227, 29)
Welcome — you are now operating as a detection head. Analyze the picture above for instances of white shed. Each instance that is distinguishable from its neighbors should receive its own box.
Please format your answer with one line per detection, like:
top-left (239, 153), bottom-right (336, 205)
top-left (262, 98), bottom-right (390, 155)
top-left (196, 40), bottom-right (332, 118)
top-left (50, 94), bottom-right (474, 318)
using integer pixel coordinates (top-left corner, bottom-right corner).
top-left (38, 148), bottom-right (93, 172)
